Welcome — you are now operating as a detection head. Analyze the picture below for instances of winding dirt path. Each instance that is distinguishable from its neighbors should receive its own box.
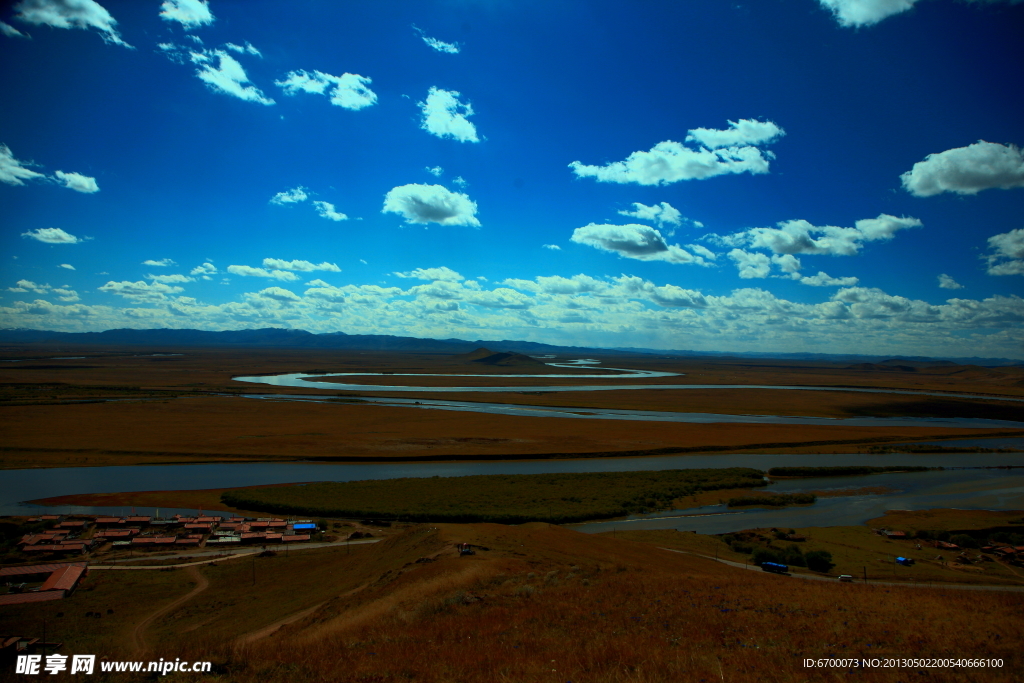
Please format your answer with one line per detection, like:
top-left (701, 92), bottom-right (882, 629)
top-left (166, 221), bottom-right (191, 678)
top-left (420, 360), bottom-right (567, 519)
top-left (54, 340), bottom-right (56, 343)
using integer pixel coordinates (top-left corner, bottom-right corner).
top-left (131, 565), bottom-right (209, 654)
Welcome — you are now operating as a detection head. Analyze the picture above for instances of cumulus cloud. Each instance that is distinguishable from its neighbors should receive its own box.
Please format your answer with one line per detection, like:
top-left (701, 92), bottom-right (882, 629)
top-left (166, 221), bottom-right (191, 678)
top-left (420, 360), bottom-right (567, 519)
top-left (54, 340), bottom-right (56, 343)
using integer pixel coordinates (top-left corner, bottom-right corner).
top-left (146, 273), bottom-right (193, 284)
top-left (938, 273), bottom-right (964, 289)
top-left (190, 50), bottom-right (274, 105)
top-left (0, 144), bottom-right (46, 186)
top-left (262, 258), bottom-right (340, 272)
top-left (729, 249), bottom-right (771, 279)
top-left (226, 265), bottom-right (300, 281)
top-left (58, 263), bottom-right (74, 270)
top-left (13, 0), bottom-right (131, 47)
top-left (453, 176), bottom-right (468, 188)
top-left (275, 70), bottom-right (377, 110)
top-left (901, 141), bottom-right (1024, 197)
top-left (736, 214), bottom-right (921, 256)
top-left (418, 87), bottom-right (479, 143)
top-left (53, 170), bottom-right (98, 193)
top-left (253, 286), bottom-right (300, 303)
top-left (159, 0), bottom-right (213, 28)
top-left (986, 228), bottom-right (1024, 276)
top-left (617, 201), bottom-right (683, 228)
top-left (571, 224), bottom-right (711, 265)
top-left (382, 184), bottom-right (480, 227)
top-left (542, 244), bottom-right (561, 250)
top-left (798, 271), bottom-right (860, 287)
top-left (1, 21), bottom-right (29, 38)
top-left (818, 0), bottom-right (919, 27)
top-left (21, 227), bottom-right (83, 244)
top-left (98, 280), bottom-right (183, 303)
top-left (313, 200), bottom-right (347, 221)
top-left (394, 267), bottom-right (464, 282)
top-left (51, 287), bottom-right (79, 302)
top-left (9, 279), bottom-right (49, 294)
top-left (426, 166), bottom-right (444, 177)
top-left (143, 258), bottom-right (176, 267)
top-left (190, 262), bottom-right (216, 275)
top-left (771, 253), bottom-right (802, 274)
top-left (270, 186), bottom-right (308, 205)
top-left (570, 119), bottom-right (783, 186)
top-left (686, 119), bottom-right (785, 149)
top-left (225, 41), bottom-right (260, 57)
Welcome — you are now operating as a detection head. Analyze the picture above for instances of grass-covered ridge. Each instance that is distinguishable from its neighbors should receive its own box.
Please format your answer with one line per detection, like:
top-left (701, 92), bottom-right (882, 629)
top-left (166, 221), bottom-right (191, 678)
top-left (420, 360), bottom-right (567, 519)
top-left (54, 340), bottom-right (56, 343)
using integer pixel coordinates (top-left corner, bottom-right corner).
top-left (767, 465), bottom-right (933, 477)
top-left (220, 468), bottom-right (767, 524)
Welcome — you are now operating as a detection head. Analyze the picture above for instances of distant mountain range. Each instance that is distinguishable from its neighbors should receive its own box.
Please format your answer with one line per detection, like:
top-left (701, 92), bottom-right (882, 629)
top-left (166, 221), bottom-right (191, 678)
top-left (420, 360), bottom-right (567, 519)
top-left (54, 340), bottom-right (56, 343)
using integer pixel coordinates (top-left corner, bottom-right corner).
top-left (0, 327), bottom-right (1020, 366)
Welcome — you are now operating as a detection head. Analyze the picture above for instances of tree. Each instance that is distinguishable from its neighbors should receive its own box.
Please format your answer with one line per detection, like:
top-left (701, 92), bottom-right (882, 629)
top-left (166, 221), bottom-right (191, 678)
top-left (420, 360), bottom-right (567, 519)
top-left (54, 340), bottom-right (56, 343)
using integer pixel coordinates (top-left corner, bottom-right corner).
top-left (804, 550), bottom-right (834, 573)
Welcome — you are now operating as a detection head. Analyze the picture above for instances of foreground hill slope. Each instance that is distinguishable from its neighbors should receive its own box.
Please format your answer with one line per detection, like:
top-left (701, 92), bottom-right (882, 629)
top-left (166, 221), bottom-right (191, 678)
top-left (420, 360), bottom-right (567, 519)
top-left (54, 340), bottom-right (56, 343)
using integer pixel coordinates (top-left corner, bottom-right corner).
top-left (151, 523), bottom-right (1022, 683)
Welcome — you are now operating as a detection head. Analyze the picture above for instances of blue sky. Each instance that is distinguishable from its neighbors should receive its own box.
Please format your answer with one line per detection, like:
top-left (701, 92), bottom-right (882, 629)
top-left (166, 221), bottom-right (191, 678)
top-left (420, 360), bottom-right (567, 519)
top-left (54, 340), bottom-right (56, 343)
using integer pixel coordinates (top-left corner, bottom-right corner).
top-left (1, 0), bottom-right (1022, 358)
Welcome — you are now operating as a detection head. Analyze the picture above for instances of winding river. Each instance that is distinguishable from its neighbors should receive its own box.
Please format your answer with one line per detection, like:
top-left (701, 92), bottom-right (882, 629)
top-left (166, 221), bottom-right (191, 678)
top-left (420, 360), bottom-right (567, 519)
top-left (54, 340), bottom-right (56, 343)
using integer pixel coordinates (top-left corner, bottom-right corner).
top-left (232, 361), bottom-right (1024, 430)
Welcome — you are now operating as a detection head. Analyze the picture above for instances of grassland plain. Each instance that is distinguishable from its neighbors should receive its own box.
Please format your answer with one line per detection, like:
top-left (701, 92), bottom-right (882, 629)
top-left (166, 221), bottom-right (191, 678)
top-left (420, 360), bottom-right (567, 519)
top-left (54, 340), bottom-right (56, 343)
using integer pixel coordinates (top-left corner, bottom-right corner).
top-left (218, 468), bottom-right (768, 523)
top-left (136, 524), bottom-right (1022, 682)
top-left (2, 346), bottom-right (1022, 469)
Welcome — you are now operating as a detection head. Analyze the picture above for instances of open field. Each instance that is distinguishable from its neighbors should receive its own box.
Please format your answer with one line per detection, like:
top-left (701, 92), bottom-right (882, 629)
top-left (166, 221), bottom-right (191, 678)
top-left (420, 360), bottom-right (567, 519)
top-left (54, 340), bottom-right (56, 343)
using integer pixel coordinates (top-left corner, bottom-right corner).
top-left (2, 345), bottom-right (1020, 469)
top-left (4, 523), bottom-right (1020, 682)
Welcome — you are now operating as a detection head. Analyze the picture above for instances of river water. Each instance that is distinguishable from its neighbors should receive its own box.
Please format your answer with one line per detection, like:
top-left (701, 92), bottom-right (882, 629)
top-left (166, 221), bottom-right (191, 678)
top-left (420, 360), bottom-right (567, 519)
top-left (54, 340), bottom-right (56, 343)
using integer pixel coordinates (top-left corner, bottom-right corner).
top-left (4, 450), bottom-right (1022, 532)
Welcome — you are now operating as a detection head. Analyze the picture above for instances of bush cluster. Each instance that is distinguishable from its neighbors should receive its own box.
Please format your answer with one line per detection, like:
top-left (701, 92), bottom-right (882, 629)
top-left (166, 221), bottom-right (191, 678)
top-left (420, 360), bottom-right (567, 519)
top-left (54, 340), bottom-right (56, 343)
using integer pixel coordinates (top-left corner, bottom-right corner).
top-left (752, 545), bottom-right (834, 572)
top-left (726, 493), bottom-right (816, 508)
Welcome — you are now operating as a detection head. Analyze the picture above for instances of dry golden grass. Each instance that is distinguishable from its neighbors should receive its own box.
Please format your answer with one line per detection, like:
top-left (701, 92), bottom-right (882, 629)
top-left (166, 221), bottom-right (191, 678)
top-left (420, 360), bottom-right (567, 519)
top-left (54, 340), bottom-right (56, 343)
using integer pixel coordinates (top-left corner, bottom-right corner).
top-left (154, 523), bottom-right (1022, 683)
top-left (2, 346), bottom-right (1019, 469)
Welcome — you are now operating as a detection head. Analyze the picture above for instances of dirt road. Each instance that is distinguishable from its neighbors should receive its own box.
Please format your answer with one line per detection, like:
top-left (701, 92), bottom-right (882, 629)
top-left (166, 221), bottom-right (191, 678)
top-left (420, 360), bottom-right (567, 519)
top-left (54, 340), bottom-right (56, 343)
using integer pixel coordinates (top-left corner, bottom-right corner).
top-left (131, 565), bottom-right (209, 654)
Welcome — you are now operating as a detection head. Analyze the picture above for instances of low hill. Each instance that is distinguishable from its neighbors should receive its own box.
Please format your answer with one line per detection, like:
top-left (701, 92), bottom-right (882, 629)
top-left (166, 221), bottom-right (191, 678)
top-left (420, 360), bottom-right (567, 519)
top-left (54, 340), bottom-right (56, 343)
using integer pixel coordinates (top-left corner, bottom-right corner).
top-left (469, 350), bottom-right (546, 367)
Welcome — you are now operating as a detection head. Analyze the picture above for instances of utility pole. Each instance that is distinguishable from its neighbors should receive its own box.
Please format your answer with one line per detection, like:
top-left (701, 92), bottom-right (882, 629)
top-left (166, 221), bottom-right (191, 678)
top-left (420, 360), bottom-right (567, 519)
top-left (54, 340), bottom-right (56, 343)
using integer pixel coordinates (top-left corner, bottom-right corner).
top-left (252, 556), bottom-right (255, 586)
top-left (863, 566), bottom-right (867, 584)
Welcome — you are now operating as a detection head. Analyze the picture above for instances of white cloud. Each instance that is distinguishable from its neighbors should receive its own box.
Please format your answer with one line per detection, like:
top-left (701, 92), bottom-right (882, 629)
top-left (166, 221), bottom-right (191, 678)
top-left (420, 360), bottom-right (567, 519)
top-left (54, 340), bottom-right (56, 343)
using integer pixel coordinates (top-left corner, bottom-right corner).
top-left (685, 119), bottom-right (785, 149)
top-left (21, 227), bottom-right (83, 244)
top-left (1, 21), bottom-right (29, 38)
top-left (10, 279), bottom-right (49, 293)
top-left (58, 263), bottom-right (74, 270)
top-left (191, 50), bottom-right (274, 105)
top-left (226, 265), bottom-right (300, 281)
top-left (52, 287), bottom-right (78, 302)
top-left (571, 224), bottom-right (711, 265)
top-left (53, 170), bottom-right (98, 193)
top-left (312, 200), bottom-right (347, 221)
top-left (818, 0), bottom-right (919, 27)
top-left (901, 141), bottom-right (1024, 197)
top-left (305, 279), bottom-right (331, 288)
top-left (570, 119), bottom-right (783, 186)
top-left (146, 273), bottom-right (193, 284)
top-left (159, 0), bottom-right (213, 29)
top-left (453, 176), bottom-right (468, 188)
top-left (262, 258), bottom-right (341, 272)
top-left (426, 166), bottom-right (444, 177)
top-left (738, 214), bottom-right (921, 256)
top-left (143, 258), bottom-right (176, 267)
top-left (270, 186), bottom-right (308, 205)
top-left (771, 253), bottom-right (802, 274)
top-left (0, 144), bottom-right (46, 186)
top-left (13, 0), bottom-right (131, 47)
top-left (253, 287), bottom-right (300, 303)
top-left (986, 228), bottom-right (1024, 276)
top-left (617, 201), bottom-right (683, 228)
top-left (382, 183), bottom-right (480, 227)
top-left (225, 41), bottom-right (260, 57)
top-left (798, 271), bottom-right (860, 287)
top-left (394, 267), bottom-right (464, 282)
top-left (190, 262), bottom-right (216, 275)
top-left (729, 249), bottom-right (771, 279)
top-left (275, 70), bottom-right (377, 110)
top-left (98, 280), bottom-right (183, 303)
top-left (542, 244), bottom-right (561, 250)
top-left (938, 273), bottom-right (964, 289)
top-left (418, 87), bottom-right (479, 143)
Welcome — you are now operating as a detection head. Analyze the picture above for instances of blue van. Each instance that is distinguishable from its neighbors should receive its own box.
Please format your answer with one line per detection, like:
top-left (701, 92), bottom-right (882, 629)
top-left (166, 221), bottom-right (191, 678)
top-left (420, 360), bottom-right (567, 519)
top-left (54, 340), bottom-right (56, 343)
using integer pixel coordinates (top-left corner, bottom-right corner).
top-left (761, 562), bottom-right (788, 574)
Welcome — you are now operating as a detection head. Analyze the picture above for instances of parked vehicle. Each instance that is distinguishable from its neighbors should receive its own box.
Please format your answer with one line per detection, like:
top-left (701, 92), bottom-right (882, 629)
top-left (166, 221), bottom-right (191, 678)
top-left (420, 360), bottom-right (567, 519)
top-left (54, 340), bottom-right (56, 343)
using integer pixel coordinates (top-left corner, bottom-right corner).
top-left (838, 575), bottom-right (854, 582)
top-left (760, 562), bottom-right (788, 574)
top-left (896, 557), bottom-right (915, 566)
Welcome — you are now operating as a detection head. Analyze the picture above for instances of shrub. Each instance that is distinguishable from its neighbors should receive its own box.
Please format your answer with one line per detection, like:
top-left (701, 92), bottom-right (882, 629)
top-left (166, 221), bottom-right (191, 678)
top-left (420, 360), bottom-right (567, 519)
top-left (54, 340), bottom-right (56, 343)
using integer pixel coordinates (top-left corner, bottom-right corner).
top-left (950, 534), bottom-right (977, 549)
top-left (805, 550), bottom-right (835, 573)
top-left (751, 548), bottom-right (783, 566)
